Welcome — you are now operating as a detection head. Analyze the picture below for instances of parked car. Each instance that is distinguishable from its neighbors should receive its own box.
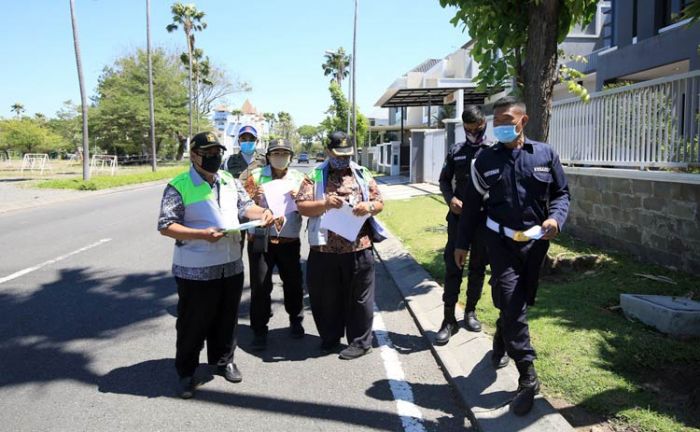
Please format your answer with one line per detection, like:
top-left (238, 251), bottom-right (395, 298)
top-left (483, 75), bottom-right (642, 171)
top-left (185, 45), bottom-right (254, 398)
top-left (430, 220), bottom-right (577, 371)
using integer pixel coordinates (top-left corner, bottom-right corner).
top-left (315, 152), bottom-right (325, 162)
top-left (298, 152), bottom-right (309, 163)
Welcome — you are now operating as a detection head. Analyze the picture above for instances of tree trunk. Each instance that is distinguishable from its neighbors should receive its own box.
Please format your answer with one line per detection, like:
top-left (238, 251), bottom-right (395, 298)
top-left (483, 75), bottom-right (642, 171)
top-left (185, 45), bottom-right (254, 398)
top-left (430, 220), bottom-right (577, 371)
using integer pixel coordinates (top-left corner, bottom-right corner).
top-left (185, 31), bottom-right (193, 159)
top-left (69, 0), bottom-right (90, 180)
top-left (146, 0), bottom-right (157, 171)
top-left (521, 0), bottom-right (560, 143)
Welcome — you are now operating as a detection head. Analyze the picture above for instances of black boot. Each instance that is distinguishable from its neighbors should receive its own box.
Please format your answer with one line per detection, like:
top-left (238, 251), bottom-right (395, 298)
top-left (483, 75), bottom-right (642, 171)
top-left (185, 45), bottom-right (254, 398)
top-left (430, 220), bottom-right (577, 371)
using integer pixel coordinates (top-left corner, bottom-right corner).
top-left (511, 361), bottom-right (540, 416)
top-left (435, 306), bottom-right (458, 345)
top-left (464, 310), bottom-right (482, 332)
top-left (491, 319), bottom-right (509, 369)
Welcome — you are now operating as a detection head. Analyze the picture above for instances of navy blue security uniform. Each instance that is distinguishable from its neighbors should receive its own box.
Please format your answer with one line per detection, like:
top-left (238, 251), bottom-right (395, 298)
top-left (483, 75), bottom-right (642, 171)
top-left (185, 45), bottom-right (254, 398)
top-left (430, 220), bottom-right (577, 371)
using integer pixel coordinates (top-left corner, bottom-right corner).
top-left (456, 138), bottom-right (570, 364)
top-left (439, 139), bottom-right (489, 312)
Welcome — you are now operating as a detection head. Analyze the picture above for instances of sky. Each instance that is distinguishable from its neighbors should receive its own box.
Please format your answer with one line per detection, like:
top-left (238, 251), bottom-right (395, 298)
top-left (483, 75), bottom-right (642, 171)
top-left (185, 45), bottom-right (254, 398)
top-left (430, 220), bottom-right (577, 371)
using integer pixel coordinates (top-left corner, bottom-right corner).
top-left (0, 0), bottom-right (468, 127)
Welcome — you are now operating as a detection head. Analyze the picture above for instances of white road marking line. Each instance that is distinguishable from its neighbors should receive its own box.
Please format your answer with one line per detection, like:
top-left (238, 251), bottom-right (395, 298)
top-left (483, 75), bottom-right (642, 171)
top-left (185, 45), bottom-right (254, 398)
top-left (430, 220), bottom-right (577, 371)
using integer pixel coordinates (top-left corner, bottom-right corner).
top-left (373, 307), bottom-right (427, 432)
top-left (0, 238), bottom-right (112, 285)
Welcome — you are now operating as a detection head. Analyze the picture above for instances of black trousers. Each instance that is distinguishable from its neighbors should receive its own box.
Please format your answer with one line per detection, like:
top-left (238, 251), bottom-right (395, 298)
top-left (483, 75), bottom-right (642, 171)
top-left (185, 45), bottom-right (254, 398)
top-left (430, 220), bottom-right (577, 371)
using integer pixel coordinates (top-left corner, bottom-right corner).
top-left (443, 212), bottom-right (488, 311)
top-left (306, 248), bottom-right (375, 349)
top-left (248, 239), bottom-right (304, 334)
top-left (484, 228), bottom-right (549, 364)
top-left (174, 273), bottom-right (243, 378)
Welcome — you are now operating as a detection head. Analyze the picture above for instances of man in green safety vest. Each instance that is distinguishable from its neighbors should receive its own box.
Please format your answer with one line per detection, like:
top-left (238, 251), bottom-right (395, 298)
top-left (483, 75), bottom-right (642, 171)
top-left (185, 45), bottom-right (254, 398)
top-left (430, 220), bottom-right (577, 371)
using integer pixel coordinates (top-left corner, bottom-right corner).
top-left (243, 139), bottom-right (306, 350)
top-left (158, 131), bottom-right (274, 399)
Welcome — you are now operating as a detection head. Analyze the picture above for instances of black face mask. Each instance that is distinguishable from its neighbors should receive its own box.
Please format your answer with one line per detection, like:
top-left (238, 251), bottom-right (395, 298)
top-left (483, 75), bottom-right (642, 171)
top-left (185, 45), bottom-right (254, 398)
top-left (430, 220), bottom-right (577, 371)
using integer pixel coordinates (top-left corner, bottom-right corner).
top-left (199, 154), bottom-right (222, 174)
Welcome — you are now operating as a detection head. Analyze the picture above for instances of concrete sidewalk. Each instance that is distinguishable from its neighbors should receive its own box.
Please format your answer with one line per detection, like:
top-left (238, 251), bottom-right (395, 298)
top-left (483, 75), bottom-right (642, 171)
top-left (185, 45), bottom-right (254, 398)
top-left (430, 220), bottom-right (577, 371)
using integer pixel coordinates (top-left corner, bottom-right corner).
top-left (375, 175), bottom-right (441, 201)
top-left (374, 229), bottom-right (574, 432)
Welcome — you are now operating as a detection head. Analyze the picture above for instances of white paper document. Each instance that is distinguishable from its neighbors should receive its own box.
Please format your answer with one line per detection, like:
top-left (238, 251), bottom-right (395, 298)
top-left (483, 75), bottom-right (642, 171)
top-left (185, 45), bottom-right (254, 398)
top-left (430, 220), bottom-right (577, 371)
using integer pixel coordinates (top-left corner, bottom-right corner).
top-left (262, 179), bottom-right (298, 218)
top-left (522, 225), bottom-right (544, 240)
top-left (221, 220), bottom-right (262, 234)
top-left (320, 202), bottom-right (370, 242)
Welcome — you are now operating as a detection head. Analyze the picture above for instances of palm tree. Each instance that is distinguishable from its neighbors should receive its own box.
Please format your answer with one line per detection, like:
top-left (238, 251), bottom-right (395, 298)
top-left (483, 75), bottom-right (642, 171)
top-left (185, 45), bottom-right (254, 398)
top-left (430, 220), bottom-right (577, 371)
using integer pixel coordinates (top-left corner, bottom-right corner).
top-left (166, 2), bottom-right (207, 148)
top-left (69, 0), bottom-right (90, 180)
top-left (322, 47), bottom-right (350, 86)
top-left (10, 103), bottom-right (25, 119)
top-left (231, 109), bottom-right (242, 122)
top-left (263, 112), bottom-right (275, 135)
top-left (146, 0), bottom-right (157, 171)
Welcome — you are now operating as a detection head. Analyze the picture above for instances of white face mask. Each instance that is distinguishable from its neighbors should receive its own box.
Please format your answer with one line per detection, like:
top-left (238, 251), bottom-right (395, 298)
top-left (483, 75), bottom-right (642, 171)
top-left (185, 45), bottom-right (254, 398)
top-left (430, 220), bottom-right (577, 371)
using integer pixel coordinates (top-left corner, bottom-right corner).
top-left (269, 154), bottom-right (291, 170)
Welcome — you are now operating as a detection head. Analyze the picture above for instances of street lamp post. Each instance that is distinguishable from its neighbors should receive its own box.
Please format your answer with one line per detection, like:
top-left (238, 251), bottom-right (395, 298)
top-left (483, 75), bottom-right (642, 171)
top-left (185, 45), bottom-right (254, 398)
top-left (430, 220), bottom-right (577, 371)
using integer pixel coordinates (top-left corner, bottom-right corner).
top-left (351, 0), bottom-right (358, 160)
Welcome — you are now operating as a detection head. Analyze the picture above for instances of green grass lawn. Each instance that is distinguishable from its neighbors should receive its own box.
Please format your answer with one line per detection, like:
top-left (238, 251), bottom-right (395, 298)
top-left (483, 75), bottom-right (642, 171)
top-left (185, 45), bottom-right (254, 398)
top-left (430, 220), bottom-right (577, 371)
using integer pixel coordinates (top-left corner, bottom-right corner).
top-left (378, 194), bottom-right (700, 432)
top-left (35, 164), bottom-right (188, 191)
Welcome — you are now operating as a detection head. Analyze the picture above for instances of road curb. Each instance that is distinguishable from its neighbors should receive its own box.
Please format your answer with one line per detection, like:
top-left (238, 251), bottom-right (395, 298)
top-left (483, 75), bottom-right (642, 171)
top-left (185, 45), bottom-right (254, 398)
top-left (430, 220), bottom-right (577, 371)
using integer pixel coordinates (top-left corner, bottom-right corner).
top-left (373, 230), bottom-right (574, 432)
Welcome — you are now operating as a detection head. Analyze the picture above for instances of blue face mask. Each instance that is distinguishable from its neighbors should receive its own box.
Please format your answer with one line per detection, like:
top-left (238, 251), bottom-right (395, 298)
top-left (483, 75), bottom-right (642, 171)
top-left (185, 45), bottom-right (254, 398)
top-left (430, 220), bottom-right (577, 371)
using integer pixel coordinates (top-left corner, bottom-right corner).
top-left (329, 156), bottom-right (350, 170)
top-left (240, 141), bottom-right (256, 155)
top-left (493, 124), bottom-right (520, 143)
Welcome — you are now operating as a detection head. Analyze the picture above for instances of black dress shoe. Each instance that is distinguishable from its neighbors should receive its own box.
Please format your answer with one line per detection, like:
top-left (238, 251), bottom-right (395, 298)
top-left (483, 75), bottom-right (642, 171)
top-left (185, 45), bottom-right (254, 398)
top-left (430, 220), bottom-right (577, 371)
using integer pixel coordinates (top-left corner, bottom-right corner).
top-left (177, 376), bottom-right (194, 399)
top-left (491, 318), bottom-right (508, 368)
top-left (511, 361), bottom-right (540, 416)
top-left (491, 352), bottom-right (510, 369)
top-left (511, 379), bottom-right (541, 416)
top-left (339, 345), bottom-right (372, 360)
top-left (217, 363), bottom-right (242, 383)
top-left (464, 311), bottom-right (482, 332)
top-left (251, 332), bottom-right (267, 351)
top-left (290, 321), bottom-right (305, 339)
top-left (435, 320), bottom-right (458, 345)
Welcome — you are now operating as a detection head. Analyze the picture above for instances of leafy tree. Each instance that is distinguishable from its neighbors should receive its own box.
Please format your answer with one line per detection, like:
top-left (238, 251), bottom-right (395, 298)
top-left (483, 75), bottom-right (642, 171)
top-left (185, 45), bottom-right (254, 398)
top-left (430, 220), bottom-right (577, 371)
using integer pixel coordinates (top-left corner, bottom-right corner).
top-left (320, 81), bottom-right (368, 146)
top-left (91, 48), bottom-right (192, 159)
top-left (263, 112), bottom-right (276, 134)
top-left (297, 124), bottom-right (319, 152)
top-left (10, 103), bottom-right (25, 118)
top-left (0, 119), bottom-right (67, 154)
top-left (47, 100), bottom-right (82, 150)
top-left (322, 47), bottom-right (351, 86)
top-left (439, 0), bottom-right (598, 141)
top-left (166, 2), bottom-right (207, 140)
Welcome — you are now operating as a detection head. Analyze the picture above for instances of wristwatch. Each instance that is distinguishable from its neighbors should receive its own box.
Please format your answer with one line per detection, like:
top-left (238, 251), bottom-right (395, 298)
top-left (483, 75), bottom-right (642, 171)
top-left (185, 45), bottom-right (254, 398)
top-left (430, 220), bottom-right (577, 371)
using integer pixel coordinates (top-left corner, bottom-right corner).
top-left (369, 202), bottom-right (375, 214)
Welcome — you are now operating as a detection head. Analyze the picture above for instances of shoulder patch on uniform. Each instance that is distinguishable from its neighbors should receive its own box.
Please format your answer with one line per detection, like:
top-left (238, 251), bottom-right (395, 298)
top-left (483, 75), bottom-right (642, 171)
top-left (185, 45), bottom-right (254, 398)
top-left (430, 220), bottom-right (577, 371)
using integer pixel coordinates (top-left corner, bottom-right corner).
top-left (533, 166), bottom-right (551, 173)
top-left (484, 169), bottom-right (500, 178)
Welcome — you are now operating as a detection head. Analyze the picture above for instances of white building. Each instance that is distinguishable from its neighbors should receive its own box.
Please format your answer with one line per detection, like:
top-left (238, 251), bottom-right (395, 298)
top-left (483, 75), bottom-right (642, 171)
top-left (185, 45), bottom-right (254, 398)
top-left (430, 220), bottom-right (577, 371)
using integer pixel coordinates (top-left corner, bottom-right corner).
top-left (212, 99), bottom-right (269, 155)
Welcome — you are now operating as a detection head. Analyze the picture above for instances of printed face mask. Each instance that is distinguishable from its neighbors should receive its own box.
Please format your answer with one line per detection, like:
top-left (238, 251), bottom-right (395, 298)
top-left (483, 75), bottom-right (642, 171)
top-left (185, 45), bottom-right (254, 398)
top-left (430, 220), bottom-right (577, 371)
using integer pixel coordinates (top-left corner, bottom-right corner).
top-left (465, 128), bottom-right (486, 144)
top-left (329, 156), bottom-right (350, 170)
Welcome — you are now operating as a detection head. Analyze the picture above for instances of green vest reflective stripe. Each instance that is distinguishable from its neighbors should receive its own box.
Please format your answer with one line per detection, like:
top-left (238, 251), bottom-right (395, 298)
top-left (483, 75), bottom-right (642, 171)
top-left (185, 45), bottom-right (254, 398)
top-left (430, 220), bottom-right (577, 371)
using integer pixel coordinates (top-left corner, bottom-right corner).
top-left (169, 167), bottom-right (242, 270)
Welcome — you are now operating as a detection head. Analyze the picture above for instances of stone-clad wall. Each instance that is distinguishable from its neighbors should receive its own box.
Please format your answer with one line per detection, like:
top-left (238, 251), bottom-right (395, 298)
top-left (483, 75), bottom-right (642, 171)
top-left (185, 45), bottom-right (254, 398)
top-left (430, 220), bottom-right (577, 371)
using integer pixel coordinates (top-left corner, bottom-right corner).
top-left (564, 168), bottom-right (700, 275)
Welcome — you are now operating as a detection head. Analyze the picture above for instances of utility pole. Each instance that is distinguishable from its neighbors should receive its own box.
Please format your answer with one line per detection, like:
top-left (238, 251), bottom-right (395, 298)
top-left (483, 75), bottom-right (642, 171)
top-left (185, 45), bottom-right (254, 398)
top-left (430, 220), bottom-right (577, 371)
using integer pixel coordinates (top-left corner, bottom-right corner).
top-left (351, 0), bottom-right (358, 160)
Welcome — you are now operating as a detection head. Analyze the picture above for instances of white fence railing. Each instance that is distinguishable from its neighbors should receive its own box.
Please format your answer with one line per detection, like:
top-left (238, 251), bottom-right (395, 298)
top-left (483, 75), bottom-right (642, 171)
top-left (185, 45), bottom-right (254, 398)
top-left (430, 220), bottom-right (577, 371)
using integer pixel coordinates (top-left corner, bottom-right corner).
top-left (550, 70), bottom-right (700, 169)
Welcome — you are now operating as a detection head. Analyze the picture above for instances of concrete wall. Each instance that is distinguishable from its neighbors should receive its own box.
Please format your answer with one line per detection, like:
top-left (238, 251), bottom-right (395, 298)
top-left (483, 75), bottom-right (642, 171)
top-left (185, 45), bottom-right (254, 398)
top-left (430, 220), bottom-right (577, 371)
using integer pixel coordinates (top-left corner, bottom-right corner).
top-left (564, 167), bottom-right (700, 274)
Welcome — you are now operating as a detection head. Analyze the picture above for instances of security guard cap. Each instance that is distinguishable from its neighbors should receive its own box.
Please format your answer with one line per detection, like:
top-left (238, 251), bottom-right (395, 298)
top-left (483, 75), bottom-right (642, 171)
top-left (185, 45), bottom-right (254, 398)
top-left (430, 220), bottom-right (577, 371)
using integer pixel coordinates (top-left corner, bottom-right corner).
top-left (267, 139), bottom-right (294, 156)
top-left (191, 132), bottom-right (225, 150)
top-left (327, 131), bottom-right (354, 156)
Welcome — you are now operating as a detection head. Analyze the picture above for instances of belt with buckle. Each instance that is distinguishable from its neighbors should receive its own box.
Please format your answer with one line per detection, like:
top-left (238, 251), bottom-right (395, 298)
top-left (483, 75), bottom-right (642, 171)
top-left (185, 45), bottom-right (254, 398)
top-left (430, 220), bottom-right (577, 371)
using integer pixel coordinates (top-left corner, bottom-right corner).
top-left (486, 217), bottom-right (538, 242)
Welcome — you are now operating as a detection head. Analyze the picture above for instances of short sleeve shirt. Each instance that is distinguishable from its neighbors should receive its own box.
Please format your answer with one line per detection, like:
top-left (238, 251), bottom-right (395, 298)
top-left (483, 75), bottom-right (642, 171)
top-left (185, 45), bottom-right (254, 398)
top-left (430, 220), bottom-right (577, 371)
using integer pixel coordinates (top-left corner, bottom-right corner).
top-left (296, 168), bottom-right (383, 254)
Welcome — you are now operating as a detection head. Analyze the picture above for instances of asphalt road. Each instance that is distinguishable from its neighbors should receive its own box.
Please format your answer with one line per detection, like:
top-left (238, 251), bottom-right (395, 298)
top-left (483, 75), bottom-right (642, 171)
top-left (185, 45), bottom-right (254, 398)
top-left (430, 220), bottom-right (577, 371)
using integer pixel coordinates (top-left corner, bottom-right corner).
top-left (0, 166), bottom-right (472, 432)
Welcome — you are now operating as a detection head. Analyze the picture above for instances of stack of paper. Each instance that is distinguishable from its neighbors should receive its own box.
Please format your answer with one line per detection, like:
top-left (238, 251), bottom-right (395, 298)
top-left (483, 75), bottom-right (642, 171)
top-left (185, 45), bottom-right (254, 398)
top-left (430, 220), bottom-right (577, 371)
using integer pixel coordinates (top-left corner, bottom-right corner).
top-left (320, 202), bottom-right (370, 242)
top-left (262, 179), bottom-right (298, 218)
